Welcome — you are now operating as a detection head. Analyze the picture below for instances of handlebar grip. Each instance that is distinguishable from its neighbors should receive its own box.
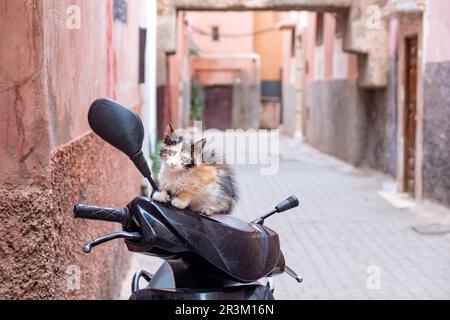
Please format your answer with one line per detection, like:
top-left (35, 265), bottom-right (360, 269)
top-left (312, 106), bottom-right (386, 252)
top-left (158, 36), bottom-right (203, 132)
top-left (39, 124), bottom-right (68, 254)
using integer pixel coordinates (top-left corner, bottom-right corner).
top-left (275, 196), bottom-right (299, 213)
top-left (74, 204), bottom-right (129, 225)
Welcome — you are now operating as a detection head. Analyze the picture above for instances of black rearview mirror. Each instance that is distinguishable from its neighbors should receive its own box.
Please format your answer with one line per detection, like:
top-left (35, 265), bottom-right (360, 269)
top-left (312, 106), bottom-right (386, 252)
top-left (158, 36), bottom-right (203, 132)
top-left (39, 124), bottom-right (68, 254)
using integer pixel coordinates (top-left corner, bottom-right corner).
top-left (88, 98), bottom-right (158, 191)
top-left (88, 98), bottom-right (144, 156)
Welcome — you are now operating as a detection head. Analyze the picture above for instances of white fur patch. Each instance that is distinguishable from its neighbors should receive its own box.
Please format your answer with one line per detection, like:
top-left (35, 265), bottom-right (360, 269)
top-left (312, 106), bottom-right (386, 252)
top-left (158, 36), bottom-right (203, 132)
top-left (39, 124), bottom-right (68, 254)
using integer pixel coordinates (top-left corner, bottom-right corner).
top-left (171, 197), bottom-right (190, 209)
top-left (152, 190), bottom-right (170, 203)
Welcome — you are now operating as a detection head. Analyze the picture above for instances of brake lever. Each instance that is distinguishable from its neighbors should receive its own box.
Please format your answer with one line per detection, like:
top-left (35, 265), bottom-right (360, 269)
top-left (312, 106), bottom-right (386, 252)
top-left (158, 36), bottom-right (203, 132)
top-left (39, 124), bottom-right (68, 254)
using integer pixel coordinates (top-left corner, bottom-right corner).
top-left (83, 231), bottom-right (142, 253)
top-left (285, 265), bottom-right (303, 283)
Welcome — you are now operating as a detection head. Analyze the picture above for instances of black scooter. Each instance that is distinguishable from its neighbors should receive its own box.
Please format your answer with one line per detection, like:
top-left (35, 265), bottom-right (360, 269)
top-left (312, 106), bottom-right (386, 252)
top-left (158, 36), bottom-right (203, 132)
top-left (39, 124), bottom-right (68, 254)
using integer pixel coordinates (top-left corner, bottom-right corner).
top-left (74, 98), bottom-right (302, 300)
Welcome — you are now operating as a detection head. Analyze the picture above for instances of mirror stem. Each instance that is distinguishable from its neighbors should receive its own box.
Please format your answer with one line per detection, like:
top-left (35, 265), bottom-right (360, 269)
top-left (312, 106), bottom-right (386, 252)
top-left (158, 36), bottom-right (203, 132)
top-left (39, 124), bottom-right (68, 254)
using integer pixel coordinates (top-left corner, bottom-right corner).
top-left (130, 151), bottom-right (159, 192)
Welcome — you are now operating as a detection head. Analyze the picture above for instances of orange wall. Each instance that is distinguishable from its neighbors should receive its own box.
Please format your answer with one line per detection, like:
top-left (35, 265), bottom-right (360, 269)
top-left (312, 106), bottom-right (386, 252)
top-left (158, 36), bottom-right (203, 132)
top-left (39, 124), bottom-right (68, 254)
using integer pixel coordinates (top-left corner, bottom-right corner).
top-left (253, 11), bottom-right (284, 81)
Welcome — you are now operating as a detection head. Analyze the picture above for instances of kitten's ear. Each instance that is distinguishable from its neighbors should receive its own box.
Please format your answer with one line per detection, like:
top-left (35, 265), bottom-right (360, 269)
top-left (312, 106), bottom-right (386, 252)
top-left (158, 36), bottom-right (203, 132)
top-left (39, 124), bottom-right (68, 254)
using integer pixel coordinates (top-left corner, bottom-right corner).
top-left (165, 122), bottom-right (174, 136)
top-left (192, 138), bottom-right (207, 149)
top-left (191, 138), bottom-right (206, 155)
top-left (164, 122), bottom-right (178, 144)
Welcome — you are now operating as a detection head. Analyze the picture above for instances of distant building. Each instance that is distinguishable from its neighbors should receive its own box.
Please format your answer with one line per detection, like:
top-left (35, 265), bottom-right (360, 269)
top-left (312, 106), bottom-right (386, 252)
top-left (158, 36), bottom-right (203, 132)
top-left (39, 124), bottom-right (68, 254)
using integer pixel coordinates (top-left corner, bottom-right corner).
top-left (160, 10), bottom-right (302, 135)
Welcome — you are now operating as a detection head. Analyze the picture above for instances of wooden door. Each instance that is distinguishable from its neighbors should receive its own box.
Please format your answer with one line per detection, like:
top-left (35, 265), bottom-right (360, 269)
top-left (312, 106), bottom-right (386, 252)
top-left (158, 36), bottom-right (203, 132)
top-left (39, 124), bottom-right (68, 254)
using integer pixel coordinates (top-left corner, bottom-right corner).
top-left (404, 36), bottom-right (418, 195)
top-left (204, 85), bottom-right (233, 130)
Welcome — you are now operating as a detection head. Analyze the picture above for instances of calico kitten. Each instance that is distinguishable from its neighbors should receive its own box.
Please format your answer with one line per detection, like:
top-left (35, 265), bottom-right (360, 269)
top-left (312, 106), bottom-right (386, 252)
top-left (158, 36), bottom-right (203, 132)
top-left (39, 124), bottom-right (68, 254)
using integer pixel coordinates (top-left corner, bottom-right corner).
top-left (152, 124), bottom-right (237, 215)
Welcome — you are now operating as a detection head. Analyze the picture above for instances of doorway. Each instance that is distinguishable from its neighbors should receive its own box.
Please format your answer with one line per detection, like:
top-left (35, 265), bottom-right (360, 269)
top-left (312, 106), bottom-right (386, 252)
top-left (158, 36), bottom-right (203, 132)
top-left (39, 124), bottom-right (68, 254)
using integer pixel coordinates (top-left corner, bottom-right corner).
top-left (403, 35), bottom-right (418, 195)
top-left (203, 85), bottom-right (233, 130)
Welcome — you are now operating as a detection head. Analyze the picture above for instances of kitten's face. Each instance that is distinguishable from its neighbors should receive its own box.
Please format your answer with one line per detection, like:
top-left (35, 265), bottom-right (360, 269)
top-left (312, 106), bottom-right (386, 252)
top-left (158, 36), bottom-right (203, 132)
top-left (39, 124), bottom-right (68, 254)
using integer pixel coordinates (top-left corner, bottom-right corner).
top-left (160, 140), bottom-right (193, 171)
top-left (160, 124), bottom-right (205, 171)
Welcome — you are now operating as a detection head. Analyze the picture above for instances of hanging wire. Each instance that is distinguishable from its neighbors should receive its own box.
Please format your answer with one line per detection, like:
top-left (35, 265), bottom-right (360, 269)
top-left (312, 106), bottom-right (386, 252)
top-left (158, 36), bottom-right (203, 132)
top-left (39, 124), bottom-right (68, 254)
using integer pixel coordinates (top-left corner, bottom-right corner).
top-left (189, 24), bottom-right (279, 38)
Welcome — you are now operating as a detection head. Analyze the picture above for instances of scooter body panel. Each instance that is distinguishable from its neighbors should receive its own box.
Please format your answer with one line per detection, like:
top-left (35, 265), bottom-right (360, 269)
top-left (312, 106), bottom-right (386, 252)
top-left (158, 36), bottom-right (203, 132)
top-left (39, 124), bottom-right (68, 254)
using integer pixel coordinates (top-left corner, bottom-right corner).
top-left (130, 260), bottom-right (274, 300)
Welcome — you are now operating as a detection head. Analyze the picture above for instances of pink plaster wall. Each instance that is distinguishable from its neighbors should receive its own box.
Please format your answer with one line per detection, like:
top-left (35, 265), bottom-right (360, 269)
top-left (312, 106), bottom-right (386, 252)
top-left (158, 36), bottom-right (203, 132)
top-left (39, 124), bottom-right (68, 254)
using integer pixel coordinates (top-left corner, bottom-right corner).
top-left (425, 0), bottom-right (450, 63)
top-left (0, 0), bottom-right (50, 188)
top-left (305, 12), bottom-right (317, 81)
top-left (323, 13), bottom-right (335, 80)
top-left (1, 0), bottom-right (142, 185)
top-left (43, 0), bottom-right (141, 148)
top-left (304, 12), bottom-right (357, 82)
top-left (282, 24), bottom-right (295, 87)
top-left (167, 11), bottom-right (192, 128)
top-left (389, 16), bottom-right (399, 57)
top-left (188, 11), bottom-right (254, 54)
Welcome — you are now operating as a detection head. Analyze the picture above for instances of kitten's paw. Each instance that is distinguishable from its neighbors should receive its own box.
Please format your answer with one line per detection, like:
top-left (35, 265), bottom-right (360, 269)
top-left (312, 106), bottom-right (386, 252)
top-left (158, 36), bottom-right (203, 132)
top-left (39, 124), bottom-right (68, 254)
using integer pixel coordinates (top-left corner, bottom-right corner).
top-left (200, 208), bottom-right (214, 216)
top-left (152, 191), bottom-right (170, 203)
top-left (171, 197), bottom-right (190, 209)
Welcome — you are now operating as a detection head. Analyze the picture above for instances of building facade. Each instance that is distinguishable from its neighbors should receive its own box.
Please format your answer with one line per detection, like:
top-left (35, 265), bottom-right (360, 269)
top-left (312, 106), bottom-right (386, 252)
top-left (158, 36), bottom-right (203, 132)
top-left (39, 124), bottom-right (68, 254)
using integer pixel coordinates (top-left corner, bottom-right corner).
top-left (159, 10), bottom-right (299, 134)
top-left (302, 0), bottom-right (450, 208)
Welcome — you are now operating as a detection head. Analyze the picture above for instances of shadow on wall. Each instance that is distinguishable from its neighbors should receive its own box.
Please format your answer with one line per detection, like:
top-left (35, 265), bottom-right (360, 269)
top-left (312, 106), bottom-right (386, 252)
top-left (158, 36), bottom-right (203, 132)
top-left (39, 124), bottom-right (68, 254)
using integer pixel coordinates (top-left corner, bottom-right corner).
top-left (304, 79), bottom-right (371, 166)
top-left (304, 71), bottom-right (398, 176)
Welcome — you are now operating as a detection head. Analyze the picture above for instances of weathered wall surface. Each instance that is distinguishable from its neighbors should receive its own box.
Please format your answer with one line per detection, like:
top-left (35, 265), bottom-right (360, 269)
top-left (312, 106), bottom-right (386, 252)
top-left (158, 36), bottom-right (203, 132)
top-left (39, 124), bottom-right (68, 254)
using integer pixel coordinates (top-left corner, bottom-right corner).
top-left (304, 76), bottom-right (397, 172)
top-left (419, 0), bottom-right (450, 207)
top-left (232, 79), bottom-right (261, 130)
top-left (364, 55), bottom-right (398, 176)
top-left (304, 80), bottom-right (370, 165)
top-left (0, 0), bottom-right (141, 299)
top-left (43, 0), bottom-right (141, 147)
top-left (0, 0), bottom-right (50, 188)
top-left (421, 62), bottom-right (450, 207)
top-left (0, 133), bottom-right (138, 299)
top-left (51, 133), bottom-right (138, 299)
top-left (303, 9), bottom-right (396, 175)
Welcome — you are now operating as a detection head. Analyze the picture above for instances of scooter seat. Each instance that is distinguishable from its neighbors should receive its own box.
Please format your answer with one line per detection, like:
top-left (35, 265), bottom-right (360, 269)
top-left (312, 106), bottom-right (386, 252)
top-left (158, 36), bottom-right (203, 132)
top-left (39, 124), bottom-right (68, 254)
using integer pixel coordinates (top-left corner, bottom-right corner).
top-left (128, 197), bottom-right (282, 283)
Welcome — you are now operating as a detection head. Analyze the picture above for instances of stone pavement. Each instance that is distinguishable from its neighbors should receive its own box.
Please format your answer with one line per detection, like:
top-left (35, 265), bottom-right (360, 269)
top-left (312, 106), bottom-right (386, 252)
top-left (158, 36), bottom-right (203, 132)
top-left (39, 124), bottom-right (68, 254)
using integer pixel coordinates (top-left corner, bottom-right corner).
top-left (120, 138), bottom-right (450, 300)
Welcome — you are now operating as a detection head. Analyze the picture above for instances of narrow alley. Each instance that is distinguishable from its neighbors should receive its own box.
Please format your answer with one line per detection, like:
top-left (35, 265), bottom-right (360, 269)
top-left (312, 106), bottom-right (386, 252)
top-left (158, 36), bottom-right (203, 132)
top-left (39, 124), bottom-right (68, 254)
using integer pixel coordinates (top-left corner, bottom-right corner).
top-left (121, 137), bottom-right (450, 300)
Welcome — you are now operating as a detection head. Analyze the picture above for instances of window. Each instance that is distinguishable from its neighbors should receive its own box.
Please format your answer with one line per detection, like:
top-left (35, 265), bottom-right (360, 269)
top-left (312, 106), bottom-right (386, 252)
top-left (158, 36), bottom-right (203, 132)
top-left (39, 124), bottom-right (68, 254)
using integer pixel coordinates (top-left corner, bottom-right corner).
top-left (212, 26), bottom-right (219, 41)
top-left (138, 28), bottom-right (146, 84)
top-left (315, 13), bottom-right (324, 46)
top-left (291, 32), bottom-right (296, 57)
top-left (335, 13), bottom-right (344, 39)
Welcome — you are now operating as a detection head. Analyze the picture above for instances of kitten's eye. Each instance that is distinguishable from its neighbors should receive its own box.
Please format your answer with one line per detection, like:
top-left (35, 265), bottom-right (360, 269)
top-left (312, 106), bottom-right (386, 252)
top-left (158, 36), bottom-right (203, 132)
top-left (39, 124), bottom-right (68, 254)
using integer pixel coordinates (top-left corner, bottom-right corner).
top-left (160, 149), bottom-right (175, 158)
top-left (163, 150), bottom-right (175, 156)
top-left (181, 156), bottom-right (192, 164)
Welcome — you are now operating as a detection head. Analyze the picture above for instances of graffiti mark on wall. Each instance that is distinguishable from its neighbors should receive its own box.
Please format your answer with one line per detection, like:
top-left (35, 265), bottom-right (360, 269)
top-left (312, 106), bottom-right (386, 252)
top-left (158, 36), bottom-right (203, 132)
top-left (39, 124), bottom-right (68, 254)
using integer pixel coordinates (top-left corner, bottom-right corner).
top-left (113, 0), bottom-right (128, 23)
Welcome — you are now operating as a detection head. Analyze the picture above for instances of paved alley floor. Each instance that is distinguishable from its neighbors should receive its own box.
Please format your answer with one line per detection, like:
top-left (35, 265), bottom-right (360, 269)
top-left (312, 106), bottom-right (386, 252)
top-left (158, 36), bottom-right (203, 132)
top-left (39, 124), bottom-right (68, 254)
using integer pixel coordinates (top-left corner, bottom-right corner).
top-left (120, 138), bottom-right (450, 300)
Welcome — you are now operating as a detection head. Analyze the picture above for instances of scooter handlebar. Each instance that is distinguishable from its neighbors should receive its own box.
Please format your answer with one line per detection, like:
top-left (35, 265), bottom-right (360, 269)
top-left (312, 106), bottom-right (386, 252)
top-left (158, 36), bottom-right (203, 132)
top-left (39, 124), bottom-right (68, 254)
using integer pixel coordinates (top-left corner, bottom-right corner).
top-left (74, 204), bottom-right (130, 226)
top-left (275, 196), bottom-right (299, 213)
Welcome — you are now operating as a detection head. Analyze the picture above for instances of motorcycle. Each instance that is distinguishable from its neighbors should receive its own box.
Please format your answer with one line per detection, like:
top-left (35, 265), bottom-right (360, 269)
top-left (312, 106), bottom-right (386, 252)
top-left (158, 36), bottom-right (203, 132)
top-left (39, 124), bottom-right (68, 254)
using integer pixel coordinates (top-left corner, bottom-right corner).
top-left (74, 98), bottom-right (302, 300)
